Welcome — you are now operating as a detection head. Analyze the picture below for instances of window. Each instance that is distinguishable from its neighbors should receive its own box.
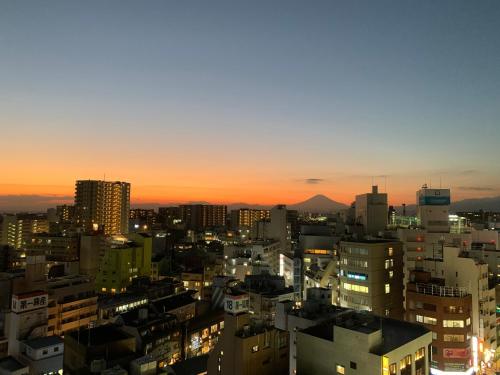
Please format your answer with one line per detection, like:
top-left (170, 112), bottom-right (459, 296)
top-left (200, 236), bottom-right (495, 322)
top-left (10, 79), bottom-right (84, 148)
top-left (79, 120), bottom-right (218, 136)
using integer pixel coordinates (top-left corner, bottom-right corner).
top-left (416, 314), bottom-right (423, 323)
top-left (415, 347), bottom-right (425, 360)
top-left (443, 334), bottom-right (465, 342)
top-left (389, 270), bottom-right (393, 279)
top-left (385, 284), bottom-right (390, 294)
top-left (385, 259), bottom-right (394, 269)
top-left (53, 347), bottom-right (59, 352)
top-left (251, 345), bottom-right (259, 353)
top-left (336, 364), bottom-right (345, 374)
top-left (423, 316), bottom-right (437, 325)
top-left (466, 317), bottom-right (471, 326)
top-left (388, 247), bottom-right (393, 256)
top-left (350, 361), bottom-right (357, 369)
top-left (343, 282), bottom-right (369, 293)
top-left (443, 320), bottom-right (464, 328)
top-left (432, 331), bottom-right (437, 340)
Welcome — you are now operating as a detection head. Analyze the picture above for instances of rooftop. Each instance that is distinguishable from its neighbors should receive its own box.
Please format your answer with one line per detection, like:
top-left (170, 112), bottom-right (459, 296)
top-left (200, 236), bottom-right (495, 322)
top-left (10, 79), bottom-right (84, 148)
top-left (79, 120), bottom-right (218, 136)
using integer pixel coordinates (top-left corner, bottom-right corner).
top-left (67, 325), bottom-right (134, 346)
top-left (169, 354), bottom-right (208, 375)
top-left (0, 356), bottom-right (28, 372)
top-left (24, 336), bottom-right (64, 350)
top-left (301, 311), bottom-right (430, 355)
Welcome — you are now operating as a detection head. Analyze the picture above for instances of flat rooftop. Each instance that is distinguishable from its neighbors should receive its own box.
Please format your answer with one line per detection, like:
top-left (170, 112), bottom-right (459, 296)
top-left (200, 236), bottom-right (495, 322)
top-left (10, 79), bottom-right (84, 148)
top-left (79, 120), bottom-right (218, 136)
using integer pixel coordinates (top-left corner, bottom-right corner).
top-left (25, 336), bottom-right (64, 349)
top-left (0, 356), bottom-right (28, 372)
top-left (67, 325), bottom-right (134, 346)
top-left (301, 312), bottom-right (429, 355)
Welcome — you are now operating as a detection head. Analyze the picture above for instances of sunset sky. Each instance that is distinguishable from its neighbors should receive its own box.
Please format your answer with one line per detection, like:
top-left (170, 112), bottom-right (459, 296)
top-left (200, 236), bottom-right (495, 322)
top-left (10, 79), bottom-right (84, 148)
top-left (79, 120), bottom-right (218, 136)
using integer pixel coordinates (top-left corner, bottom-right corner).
top-left (1, 1), bottom-right (500, 210)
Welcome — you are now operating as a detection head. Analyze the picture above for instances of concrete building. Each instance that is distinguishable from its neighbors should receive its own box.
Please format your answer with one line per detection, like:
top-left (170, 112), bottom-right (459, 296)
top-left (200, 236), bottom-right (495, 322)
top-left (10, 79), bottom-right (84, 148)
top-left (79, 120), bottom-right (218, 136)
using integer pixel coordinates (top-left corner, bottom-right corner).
top-left (230, 209), bottom-right (270, 231)
top-left (46, 275), bottom-right (98, 337)
top-left (0, 356), bottom-right (29, 375)
top-left (207, 292), bottom-right (288, 375)
top-left (117, 307), bottom-right (182, 368)
top-left (338, 240), bottom-right (404, 319)
top-left (267, 205), bottom-right (291, 254)
top-left (1, 214), bottom-right (49, 250)
top-left (405, 269), bottom-right (474, 374)
top-left (63, 325), bottom-right (136, 374)
top-left (95, 234), bottom-right (152, 294)
top-left (417, 186), bottom-right (450, 233)
top-left (355, 185), bottom-right (388, 237)
top-left (27, 233), bottom-right (79, 263)
top-left (296, 310), bottom-right (432, 375)
top-left (5, 290), bottom-right (48, 357)
top-left (179, 205), bottom-right (227, 231)
top-left (421, 247), bottom-right (497, 363)
top-left (79, 233), bottom-right (106, 278)
top-left (242, 274), bottom-right (295, 327)
top-left (74, 180), bottom-right (130, 235)
top-left (275, 288), bottom-right (349, 375)
top-left (20, 336), bottom-right (64, 375)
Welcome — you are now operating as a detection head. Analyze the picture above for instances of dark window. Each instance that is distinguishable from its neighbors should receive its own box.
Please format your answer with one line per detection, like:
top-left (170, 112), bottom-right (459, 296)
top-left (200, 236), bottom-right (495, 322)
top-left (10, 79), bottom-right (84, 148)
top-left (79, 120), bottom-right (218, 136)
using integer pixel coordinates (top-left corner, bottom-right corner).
top-left (350, 361), bottom-right (357, 369)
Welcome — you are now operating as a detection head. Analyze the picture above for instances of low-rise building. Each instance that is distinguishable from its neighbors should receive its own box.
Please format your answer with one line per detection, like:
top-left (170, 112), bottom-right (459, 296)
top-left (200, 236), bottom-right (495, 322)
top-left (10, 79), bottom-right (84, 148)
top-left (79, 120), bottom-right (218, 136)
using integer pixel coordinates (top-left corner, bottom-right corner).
top-left (296, 310), bottom-right (432, 375)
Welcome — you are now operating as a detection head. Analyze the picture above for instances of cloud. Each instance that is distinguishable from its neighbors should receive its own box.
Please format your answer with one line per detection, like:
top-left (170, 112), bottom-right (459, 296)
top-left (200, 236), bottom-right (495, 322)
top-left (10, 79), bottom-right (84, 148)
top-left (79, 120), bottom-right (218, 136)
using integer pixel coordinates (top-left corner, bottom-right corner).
top-left (305, 178), bottom-right (324, 185)
top-left (457, 186), bottom-right (496, 192)
top-left (0, 195), bottom-right (73, 212)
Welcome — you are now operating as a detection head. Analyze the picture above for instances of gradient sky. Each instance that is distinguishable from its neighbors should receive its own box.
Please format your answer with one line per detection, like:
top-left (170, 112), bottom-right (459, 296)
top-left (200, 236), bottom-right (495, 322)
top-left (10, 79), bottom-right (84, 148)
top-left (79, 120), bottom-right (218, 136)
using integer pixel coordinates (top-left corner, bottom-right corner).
top-left (1, 0), bottom-right (500, 210)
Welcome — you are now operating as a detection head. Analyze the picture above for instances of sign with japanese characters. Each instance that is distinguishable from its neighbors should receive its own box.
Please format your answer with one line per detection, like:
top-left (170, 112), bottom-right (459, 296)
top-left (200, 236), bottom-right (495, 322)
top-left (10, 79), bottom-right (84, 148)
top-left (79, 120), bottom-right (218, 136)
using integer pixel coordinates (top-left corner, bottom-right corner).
top-left (12, 292), bottom-right (48, 313)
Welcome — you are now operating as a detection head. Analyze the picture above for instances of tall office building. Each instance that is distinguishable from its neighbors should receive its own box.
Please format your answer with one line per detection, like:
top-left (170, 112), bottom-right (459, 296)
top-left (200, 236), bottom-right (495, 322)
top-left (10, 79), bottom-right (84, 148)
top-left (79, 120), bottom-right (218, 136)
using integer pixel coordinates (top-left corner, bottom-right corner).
top-left (338, 240), bottom-right (404, 319)
top-left (416, 186), bottom-right (451, 233)
top-left (74, 180), bottom-right (130, 235)
top-left (355, 185), bottom-right (388, 236)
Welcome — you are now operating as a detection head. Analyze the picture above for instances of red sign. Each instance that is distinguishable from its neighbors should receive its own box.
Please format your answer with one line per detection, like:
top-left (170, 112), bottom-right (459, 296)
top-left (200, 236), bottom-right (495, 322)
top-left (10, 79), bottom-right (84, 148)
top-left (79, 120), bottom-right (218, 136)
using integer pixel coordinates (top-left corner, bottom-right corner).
top-left (443, 348), bottom-right (470, 359)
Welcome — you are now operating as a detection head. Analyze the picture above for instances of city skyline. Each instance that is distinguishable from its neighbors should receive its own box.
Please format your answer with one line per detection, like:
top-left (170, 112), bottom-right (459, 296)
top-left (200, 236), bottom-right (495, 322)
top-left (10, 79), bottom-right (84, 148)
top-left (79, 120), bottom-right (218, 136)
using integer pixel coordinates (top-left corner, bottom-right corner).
top-left (1, 0), bottom-right (500, 209)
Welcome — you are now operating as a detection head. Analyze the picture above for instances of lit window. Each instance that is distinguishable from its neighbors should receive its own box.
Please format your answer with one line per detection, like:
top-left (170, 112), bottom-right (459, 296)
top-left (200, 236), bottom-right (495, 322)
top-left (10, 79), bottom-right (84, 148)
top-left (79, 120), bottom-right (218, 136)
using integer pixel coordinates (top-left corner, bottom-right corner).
top-left (443, 320), bottom-right (464, 328)
top-left (336, 364), bottom-right (345, 374)
top-left (388, 270), bottom-right (393, 278)
top-left (388, 247), bottom-right (393, 256)
top-left (385, 284), bottom-right (390, 294)
top-left (251, 345), bottom-right (259, 353)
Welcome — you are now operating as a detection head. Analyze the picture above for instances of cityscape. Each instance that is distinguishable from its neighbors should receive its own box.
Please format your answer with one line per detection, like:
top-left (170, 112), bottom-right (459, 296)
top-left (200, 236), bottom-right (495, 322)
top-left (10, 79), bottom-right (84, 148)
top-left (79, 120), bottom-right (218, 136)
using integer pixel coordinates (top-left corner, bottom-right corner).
top-left (1, 1), bottom-right (500, 375)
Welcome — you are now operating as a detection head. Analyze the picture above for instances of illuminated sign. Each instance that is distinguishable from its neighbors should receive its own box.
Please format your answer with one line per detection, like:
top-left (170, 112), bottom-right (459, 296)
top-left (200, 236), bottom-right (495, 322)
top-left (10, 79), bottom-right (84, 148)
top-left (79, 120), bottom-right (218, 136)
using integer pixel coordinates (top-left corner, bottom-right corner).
top-left (443, 348), bottom-right (470, 359)
top-left (347, 272), bottom-right (368, 281)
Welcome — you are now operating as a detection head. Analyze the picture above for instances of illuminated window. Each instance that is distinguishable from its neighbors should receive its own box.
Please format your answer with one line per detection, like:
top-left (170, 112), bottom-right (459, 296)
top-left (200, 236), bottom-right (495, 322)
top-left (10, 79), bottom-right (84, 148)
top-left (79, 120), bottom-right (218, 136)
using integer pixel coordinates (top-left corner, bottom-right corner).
top-left (389, 270), bottom-right (393, 278)
top-left (443, 334), bottom-right (465, 342)
top-left (415, 347), bottom-right (425, 360)
top-left (388, 247), bottom-right (393, 256)
top-left (466, 317), bottom-right (471, 326)
top-left (336, 364), bottom-right (345, 374)
top-left (343, 282), bottom-right (369, 293)
top-left (384, 259), bottom-right (394, 269)
top-left (251, 345), bottom-right (259, 353)
top-left (443, 320), bottom-right (464, 328)
top-left (385, 284), bottom-right (390, 294)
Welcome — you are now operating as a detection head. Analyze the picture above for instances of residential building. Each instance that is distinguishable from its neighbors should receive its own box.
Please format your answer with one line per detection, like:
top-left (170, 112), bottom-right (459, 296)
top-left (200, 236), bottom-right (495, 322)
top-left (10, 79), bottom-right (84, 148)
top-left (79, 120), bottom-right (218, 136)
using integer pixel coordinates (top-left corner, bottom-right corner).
top-left (405, 269), bottom-right (474, 374)
top-left (46, 275), bottom-right (98, 337)
top-left (416, 186), bottom-right (450, 233)
top-left (179, 205), bottom-right (227, 231)
top-left (1, 214), bottom-right (49, 250)
top-left (74, 180), bottom-right (130, 235)
top-left (207, 292), bottom-right (288, 375)
top-left (230, 209), bottom-right (270, 231)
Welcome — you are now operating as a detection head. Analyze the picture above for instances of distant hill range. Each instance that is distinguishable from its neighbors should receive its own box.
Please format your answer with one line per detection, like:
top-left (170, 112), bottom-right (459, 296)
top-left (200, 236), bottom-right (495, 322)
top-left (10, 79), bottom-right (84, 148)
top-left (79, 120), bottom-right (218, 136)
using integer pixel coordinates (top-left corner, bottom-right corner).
top-left (395, 196), bottom-right (500, 215)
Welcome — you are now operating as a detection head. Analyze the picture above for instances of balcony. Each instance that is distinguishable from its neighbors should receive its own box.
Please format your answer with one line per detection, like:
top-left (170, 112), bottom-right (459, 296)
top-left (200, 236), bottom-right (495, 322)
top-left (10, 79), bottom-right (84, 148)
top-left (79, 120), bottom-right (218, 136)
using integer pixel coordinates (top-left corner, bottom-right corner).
top-left (414, 283), bottom-right (469, 298)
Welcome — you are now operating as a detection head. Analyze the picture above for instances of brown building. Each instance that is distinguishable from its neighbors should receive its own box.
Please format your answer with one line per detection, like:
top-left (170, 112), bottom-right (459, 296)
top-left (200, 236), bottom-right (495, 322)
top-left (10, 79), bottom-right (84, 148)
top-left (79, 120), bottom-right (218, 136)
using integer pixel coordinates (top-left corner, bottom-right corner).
top-left (230, 209), bottom-right (270, 230)
top-left (207, 311), bottom-right (288, 375)
top-left (339, 240), bottom-right (404, 319)
top-left (405, 269), bottom-right (473, 374)
top-left (47, 275), bottom-right (98, 337)
top-left (179, 205), bottom-right (227, 231)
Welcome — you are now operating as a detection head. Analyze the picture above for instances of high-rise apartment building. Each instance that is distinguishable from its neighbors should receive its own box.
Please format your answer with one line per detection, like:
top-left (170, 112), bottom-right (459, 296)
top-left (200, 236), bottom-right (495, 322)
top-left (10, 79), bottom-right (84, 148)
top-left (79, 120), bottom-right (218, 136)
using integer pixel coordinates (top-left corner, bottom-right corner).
top-left (1, 214), bottom-right (49, 249)
top-left (230, 209), bottom-right (270, 230)
top-left (355, 185), bottom-right (388, 236)
top-left (338, 240), bottom-right (404, 319)
top-left (74, 180), bottom-right (130, 235)
top-left (179, 204), bottom-right (227, 231)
